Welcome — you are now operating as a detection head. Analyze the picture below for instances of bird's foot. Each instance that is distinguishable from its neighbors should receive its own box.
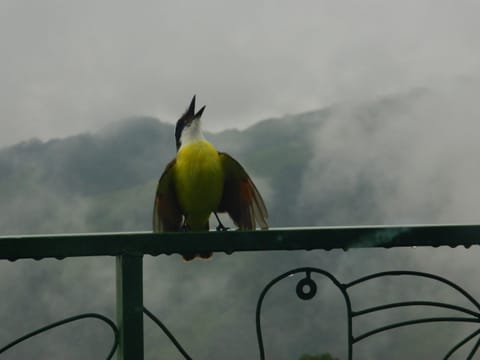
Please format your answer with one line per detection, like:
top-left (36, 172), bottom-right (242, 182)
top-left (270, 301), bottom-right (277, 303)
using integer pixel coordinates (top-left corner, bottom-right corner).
top-left (215, 222), bottom-right (230, 231)
top-left (216, 223), bottom-right (230, 232)
top-left (214, 212), bottom-right (230, 232)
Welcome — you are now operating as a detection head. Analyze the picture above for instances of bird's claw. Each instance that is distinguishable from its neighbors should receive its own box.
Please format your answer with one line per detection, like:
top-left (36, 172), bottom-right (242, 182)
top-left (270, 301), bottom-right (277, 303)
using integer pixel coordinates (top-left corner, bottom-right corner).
top-left (216, 224), bottom-right (230, 232)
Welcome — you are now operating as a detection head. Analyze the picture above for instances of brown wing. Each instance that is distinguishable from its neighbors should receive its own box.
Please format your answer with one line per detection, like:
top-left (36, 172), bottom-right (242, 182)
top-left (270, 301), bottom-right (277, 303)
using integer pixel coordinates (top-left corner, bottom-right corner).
top-left (217, 152), bottom-right (268, 230)
top-left (153, 159), bottom-right (182, 232)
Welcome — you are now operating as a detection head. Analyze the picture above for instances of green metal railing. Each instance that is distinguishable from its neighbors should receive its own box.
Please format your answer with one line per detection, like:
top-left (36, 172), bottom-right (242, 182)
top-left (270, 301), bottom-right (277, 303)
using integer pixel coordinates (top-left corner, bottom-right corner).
top-left (1, 225), bottom-right (480, 359)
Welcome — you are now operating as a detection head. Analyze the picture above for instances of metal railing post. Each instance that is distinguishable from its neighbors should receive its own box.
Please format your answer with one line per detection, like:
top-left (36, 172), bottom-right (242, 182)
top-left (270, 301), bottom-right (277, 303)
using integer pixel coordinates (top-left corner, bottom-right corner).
top-left (116, 254), bottom-right (144, 360)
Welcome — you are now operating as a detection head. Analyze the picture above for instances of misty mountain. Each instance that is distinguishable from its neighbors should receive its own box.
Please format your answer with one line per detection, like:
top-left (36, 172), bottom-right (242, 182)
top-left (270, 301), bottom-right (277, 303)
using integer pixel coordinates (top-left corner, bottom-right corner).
top-left (0, 105), bottom-right (325, 234)
top-left (1, 85), bottom-right (480, 359)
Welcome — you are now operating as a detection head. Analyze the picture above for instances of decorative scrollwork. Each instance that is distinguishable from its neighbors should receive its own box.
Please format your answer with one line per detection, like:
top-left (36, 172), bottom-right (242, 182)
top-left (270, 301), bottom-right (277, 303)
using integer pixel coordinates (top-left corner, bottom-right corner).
top-left (143, 306), bottom-right (192, 360)
top-left (0, 313), bottom-right (119, 359)
top-left (0, 308), bottom-right (194, 360)
top-left (4, 268), bottom-right (479, 360)
top-left (256, 267), bottom-right (480, 360)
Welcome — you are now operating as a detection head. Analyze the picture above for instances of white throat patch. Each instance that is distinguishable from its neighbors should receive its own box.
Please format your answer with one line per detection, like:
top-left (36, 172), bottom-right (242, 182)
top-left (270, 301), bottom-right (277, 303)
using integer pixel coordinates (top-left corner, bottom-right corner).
top-left (179, 119), bottom-right (205, 149)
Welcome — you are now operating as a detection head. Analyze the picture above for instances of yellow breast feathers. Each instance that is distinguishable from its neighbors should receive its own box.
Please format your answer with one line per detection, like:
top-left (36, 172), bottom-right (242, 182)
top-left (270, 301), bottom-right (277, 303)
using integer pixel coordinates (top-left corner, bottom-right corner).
top-left (174, 140), bottom-right (224, 229)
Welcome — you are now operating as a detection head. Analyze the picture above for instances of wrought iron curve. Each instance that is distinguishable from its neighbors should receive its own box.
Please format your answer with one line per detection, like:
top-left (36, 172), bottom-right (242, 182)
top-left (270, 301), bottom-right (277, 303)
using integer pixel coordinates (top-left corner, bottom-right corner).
top-left (143, 306), bottom-right (193, 360)
top-left (0, 313), bottom-right (119, 359)
top-left (255, 267), bottom-right (480, 360)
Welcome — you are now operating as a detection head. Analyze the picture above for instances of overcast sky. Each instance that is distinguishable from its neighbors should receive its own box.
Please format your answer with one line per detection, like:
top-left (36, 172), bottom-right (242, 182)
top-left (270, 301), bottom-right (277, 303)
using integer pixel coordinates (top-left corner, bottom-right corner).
top-left (1, 0), bottom-right (479, 147)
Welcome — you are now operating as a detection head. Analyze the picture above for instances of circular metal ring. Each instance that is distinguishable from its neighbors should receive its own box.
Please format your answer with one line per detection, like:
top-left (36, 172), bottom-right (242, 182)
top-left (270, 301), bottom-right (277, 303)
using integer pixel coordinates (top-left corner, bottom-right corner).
top-left (296, 276), bottom-right (317, 300)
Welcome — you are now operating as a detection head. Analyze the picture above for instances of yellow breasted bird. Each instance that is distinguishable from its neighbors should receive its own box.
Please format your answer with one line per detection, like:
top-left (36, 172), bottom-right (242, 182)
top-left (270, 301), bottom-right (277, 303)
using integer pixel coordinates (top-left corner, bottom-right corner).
top-left (153, 96), bottom-right (268, 240)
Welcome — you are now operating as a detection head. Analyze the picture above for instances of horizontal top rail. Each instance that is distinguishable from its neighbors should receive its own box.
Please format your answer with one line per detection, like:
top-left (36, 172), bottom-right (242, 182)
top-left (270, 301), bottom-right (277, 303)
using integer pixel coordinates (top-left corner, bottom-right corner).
top-left (1, 224), bottom-right (480, 261)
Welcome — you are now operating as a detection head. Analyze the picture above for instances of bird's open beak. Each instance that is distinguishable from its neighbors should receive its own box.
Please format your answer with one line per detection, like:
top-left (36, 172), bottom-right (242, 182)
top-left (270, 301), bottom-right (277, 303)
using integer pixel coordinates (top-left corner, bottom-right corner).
top-left (186, 95), bottom-right (206, 120)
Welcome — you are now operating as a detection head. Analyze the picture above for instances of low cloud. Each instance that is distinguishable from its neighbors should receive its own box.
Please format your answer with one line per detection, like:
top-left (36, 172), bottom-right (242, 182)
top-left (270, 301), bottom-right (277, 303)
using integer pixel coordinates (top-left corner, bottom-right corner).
top-left (2, 1), bottom-right (480, 147)
top-left (299, 80), bottom-right (480, 226)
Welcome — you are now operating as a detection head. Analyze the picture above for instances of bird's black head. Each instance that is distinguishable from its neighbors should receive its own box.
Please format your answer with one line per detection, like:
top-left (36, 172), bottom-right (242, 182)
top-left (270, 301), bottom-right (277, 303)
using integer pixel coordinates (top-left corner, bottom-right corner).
top-left (175, 95), bottom-right (206, 151)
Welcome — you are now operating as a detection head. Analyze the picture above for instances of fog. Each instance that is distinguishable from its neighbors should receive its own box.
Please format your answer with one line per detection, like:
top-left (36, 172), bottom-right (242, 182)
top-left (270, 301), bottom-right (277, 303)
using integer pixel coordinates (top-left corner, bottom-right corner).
top-left (300, 81), bottom-right (480, 225)
top-left (1, 1), bottom-right (480, 145)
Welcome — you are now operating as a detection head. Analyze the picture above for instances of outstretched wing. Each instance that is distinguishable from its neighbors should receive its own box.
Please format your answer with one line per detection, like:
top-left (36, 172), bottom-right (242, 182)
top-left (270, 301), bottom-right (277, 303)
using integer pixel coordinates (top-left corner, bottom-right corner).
top-left (153, 159), bottom-right (182, 232)
top-left (217, 152), bottom-right (268, 230)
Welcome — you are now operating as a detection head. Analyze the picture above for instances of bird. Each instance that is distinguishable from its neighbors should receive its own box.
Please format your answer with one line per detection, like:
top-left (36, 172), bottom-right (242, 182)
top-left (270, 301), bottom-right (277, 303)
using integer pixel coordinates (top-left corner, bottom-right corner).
top-left (153, 96), bottom-right (268, 255)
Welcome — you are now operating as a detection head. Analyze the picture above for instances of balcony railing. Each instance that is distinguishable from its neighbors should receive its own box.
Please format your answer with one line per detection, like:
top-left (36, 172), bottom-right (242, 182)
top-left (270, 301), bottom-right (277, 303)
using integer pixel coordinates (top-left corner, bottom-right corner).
top-left (1, 225), bottom-right (480, 359)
